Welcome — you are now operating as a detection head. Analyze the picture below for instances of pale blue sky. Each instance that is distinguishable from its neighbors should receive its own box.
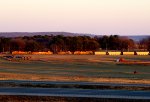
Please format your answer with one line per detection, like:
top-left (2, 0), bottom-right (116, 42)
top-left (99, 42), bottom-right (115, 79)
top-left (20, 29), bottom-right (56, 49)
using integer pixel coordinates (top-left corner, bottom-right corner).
top-left (0, 0), bottom-right (150, 35)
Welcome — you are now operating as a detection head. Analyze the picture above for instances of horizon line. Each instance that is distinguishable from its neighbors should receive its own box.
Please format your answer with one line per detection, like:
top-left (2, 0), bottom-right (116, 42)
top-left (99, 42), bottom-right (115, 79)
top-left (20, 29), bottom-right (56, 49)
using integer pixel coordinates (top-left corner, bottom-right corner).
top-left (0, 31), bottom-right (149, 36)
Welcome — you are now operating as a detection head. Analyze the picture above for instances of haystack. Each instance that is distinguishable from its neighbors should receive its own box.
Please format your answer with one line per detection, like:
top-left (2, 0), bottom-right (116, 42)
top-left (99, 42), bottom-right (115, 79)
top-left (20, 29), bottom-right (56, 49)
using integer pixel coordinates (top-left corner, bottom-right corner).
top-left (116, 58), bottom-right (126, 62)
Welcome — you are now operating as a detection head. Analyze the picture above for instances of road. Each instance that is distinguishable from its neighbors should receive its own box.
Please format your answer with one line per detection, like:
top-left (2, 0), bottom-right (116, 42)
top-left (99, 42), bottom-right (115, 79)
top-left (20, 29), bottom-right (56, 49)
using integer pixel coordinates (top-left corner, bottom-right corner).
top-left (0, 87), bottom-right (150, 100)
top-left (1, 80), bottom-right (150, 87)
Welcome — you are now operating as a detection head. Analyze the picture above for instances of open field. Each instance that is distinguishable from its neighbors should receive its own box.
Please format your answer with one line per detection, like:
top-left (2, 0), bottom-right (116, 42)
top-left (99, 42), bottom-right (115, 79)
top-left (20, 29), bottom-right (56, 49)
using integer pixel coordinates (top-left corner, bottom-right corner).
top-left (0, 55), bottom-right (150, 84)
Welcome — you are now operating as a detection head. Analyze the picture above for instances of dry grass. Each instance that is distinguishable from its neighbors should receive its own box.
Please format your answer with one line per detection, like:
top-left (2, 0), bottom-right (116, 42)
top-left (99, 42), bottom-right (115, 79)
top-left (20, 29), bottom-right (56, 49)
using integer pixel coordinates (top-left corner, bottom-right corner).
top-left (0, 72), bottom-right (150, 84)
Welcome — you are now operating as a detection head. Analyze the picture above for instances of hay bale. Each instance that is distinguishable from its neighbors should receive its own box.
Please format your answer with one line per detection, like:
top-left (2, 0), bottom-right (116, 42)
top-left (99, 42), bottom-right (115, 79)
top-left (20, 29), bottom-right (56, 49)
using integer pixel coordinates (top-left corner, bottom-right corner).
top-left (119, 58), bottom-right (126, 62)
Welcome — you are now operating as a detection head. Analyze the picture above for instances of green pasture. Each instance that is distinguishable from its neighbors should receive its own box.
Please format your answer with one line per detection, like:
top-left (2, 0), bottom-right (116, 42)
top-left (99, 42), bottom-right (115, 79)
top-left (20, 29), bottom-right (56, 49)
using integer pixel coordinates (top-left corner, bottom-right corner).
top-left (0, 55), bottom-right (150, 80)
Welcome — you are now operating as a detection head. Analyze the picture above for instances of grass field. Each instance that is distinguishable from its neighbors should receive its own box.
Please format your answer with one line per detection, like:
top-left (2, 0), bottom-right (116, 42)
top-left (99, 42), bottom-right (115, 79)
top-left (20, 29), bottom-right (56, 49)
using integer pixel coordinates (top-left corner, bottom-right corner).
top-left (0, 55), bottom-right (150, 84)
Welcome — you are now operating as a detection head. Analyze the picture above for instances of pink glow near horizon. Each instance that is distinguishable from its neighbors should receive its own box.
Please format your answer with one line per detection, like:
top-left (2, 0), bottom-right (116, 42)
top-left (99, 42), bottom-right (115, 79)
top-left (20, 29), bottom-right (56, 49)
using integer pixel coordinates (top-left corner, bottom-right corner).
top-left (0, 0), bottom-right (150, 35)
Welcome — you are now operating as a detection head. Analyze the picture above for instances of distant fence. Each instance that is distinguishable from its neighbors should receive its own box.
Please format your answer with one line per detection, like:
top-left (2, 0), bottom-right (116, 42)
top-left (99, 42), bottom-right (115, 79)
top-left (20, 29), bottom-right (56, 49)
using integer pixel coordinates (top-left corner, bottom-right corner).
top-left (32, 51), bottom-right (53, 55)
top-left (11, 51), bottom-right (150, 55)
top-left (58, 51), bottom-right (72, 55)
top-left (12, 51), bottom-right (53, 55)
top-left (95, 51), bottom-right (150, 55)
top-left (57, 51), bottom-right (93, 55)
top-left (95, 52), bottom-right (106, 55)
top-left (12, 51), bottom-right (29, 55)
top-left (74, 51), bottom-right (93, 55)
top-left (136, 52), bottom-right (149, 55)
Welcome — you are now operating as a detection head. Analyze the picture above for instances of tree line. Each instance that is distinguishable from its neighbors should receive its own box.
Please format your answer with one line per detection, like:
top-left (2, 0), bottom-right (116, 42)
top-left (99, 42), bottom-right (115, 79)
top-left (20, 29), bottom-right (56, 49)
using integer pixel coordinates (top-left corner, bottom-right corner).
top-left (0, 35), bottom-right (149, 53)
top-left (138, 37), bottom-right (150, 51)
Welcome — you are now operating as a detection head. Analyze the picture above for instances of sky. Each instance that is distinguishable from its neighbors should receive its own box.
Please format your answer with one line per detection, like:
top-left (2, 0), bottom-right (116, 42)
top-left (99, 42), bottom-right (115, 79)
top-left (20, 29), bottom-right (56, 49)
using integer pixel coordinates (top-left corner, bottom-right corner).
top-left (0, 0), bottom-right (150, 35)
